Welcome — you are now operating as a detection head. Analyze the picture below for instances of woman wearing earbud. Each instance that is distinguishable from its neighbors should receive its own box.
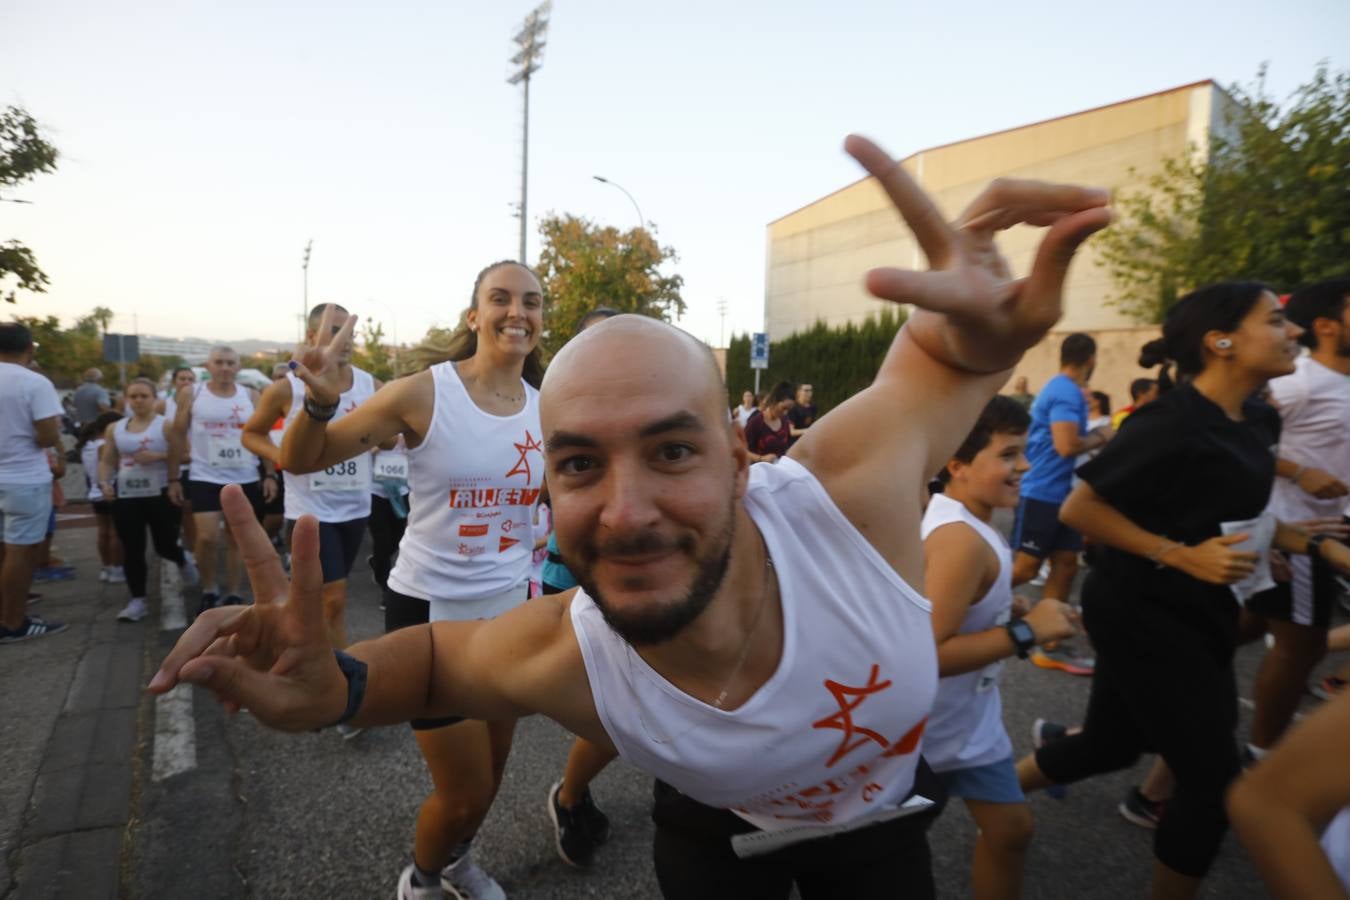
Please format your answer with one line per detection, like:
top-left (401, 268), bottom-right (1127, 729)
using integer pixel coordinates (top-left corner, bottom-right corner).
top-left (1015, 282), bottom-right (1350, 900)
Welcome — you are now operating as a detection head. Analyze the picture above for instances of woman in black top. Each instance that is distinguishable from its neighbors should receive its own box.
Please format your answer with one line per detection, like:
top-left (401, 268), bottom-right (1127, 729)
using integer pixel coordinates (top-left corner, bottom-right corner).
top-left (1015, 283), bottom-right (1350, 899)
top-left (742, 380), bottom-right (794, 463)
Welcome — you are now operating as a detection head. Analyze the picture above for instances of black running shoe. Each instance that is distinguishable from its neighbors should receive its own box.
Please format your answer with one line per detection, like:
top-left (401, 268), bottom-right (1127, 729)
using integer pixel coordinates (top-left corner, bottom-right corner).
top-left (195, 592), bottom-right (219, 619)
top-left (547, 780), bottom-right (610, 868)
top-left (1031, 718), bottom-right (1069, 748)
top-left (1118, 786), bottom-right (1164, 829)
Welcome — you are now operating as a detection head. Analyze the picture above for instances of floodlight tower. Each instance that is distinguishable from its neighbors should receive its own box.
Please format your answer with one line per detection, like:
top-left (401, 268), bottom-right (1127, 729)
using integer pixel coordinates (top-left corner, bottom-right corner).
top-left (301, 239), bottom-right (313, 343)
top-left (508, 1), bottom-right (551, 264)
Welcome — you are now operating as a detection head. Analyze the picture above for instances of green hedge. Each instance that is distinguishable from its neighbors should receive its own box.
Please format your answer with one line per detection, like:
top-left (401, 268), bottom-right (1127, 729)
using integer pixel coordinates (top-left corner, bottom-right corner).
top-left (725, 308), bottom-right (907, 413)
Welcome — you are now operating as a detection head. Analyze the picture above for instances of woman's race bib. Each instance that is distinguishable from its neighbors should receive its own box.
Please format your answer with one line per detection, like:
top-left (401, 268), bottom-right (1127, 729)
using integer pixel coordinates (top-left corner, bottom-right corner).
top-left (311, 455), bottom-right (370, 492)
top-left (119, 464), bottom-right (165, 499)
top-left (372, 451), bottom-right (408, 481)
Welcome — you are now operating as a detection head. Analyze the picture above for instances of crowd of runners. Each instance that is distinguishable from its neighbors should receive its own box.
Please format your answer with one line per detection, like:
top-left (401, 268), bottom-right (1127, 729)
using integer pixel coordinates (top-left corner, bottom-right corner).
top-left (2, 135), bottom-right (1349, 899)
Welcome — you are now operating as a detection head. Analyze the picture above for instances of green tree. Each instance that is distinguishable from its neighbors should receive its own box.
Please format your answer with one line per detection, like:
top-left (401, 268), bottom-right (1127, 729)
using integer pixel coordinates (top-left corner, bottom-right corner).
top-left (17, 315), bottom-right (103, 386)
top-left (0, 106), bottom-right (59, 304)
top-left (1097, 64), bottom-right (1350, 323)
top-left (725, 308), bottom-right (907, 413)
top-left (534, 214), bottom-right (684, 354)
top-left (353, 319), bottom-right (395, 381)
top-left (82, 306), bottom-right (115, 336)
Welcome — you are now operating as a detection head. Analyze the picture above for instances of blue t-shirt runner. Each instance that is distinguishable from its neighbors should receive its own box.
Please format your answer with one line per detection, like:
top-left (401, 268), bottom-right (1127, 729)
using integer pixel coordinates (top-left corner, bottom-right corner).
top-left (1020, 373), bottom-right (1087, 504)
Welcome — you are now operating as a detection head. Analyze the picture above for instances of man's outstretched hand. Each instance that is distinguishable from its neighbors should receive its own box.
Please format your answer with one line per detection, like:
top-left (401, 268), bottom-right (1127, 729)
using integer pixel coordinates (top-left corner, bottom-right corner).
top-left (843, 134), bottom-right (1112, 374)
top-left (147, 484), bottom-right (347, 732)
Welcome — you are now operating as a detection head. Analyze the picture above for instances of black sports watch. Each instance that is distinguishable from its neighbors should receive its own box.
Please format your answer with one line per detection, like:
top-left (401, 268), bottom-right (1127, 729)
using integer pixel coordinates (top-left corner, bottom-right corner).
top-left (330, 650), bottom-right (368, 727)
top-left (1005, 619), bottom-right (1037, 660)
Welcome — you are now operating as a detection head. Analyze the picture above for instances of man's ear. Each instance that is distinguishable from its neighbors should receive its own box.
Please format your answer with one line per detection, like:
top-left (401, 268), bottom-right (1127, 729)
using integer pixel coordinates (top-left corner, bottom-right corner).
top-left (730, 418), bottom-right (751, 498)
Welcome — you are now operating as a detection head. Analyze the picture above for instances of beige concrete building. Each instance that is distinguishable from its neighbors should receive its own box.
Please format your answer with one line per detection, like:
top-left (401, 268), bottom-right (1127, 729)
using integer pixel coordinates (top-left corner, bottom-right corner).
top-left (764, 80), bottom-right (1237, 403)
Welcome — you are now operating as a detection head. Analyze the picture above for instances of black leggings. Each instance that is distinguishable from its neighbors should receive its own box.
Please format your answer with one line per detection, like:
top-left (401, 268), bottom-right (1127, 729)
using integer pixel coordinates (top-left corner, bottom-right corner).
top-left (367, 494), bottom-right (407, 591)
top-left (650, 768), bottom-right (941, 900)
top-left (112, 492), bottom-right (186, 598)
top-left (1035, 580), bottom-right (1240, 878)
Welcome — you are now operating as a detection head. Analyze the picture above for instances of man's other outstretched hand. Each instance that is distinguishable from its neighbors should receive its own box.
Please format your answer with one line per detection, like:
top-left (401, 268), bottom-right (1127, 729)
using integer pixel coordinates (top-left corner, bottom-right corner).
top-left (843, 134), bottom-right (1112, 374)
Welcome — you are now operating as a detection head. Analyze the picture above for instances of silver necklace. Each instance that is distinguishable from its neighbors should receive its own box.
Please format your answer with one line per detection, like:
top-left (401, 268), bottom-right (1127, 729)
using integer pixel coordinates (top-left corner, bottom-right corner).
top-left (631, 545), bottom-right (777, 743)
top-left (712, 552), bottom-right (774, 709)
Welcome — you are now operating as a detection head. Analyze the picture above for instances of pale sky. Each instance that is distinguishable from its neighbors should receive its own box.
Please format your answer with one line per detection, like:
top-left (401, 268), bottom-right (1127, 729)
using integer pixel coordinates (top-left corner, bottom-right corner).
top-left (3, 0), bottom-right (1346, 349)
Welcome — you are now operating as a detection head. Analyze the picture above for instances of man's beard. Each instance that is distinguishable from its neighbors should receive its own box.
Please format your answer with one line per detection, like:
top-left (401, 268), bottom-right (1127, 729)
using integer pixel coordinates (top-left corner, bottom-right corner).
top-left (572, 500), bottom-right (736, 647)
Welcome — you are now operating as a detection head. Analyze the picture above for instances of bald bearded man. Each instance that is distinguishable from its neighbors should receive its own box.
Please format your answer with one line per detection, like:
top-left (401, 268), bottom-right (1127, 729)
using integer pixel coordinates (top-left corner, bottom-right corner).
top-left (149, 135), bottom-right (1111, 900)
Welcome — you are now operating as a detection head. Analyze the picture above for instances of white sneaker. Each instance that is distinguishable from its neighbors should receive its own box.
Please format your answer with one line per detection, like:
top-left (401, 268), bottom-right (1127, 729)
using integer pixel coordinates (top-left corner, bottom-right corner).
top-left (116, 597), bottom-right (149, 622)
top-left (336, 723), bottom-right (364, 741)
top-left (396, 864), bottom-right (442, 900)
top-left (441, 852), bottom-right (506, 900)
top-left (99, 567), bottom-right (111, 583)
top-left (1030, 561), bottom-right (1049, 587)
top-left (179, 557), bottom-right (200, 588)
top-left (107, 567), bottom-right (127, 584)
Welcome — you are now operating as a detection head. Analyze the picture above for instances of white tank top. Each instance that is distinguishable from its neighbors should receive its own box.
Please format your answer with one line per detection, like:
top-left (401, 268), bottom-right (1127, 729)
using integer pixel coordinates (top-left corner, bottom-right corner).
top-left (81, 439), bottom-right (105, 502)
top-left (282, 369), bottom-right (375, 522)
top-left (188, 383), bottom-right (259, 484)
top-left (571, 457), bottom-right (936, 835)
top-left (114, 416), bottom-right (171, 499)
top-left (387, 361), bottom-right (542, 611)
top-left (918, 492), bottom-right (1015, 772)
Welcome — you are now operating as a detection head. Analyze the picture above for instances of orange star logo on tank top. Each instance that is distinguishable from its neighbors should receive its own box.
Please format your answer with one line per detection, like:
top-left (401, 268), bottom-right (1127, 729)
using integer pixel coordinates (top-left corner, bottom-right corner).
top-left (812, 664), bottom-right (895, 767)
top-left (505, 430), bottom-right (543, 482)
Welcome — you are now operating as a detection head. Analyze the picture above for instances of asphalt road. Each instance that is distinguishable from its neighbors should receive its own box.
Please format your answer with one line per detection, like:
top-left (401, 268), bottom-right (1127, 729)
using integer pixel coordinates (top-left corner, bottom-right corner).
top-left (119, 530), bottom-right (1348, 900)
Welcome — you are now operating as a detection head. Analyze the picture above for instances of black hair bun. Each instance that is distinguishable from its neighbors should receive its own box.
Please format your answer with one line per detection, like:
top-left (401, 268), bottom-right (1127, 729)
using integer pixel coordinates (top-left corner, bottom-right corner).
top-left (1138, 338), bottom-right (1169, 369)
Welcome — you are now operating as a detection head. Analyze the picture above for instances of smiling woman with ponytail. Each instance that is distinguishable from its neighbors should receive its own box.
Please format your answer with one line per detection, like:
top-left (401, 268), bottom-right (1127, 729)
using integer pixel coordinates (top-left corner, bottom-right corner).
top-left (1014, 281), bottom-right (1350, 899)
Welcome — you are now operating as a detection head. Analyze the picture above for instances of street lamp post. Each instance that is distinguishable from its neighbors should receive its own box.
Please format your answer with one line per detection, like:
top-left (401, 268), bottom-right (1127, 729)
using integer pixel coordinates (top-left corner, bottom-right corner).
top-left (592, 175), bottom-right (644, 232)
top-left (508, 2), bottom-right (551, 264)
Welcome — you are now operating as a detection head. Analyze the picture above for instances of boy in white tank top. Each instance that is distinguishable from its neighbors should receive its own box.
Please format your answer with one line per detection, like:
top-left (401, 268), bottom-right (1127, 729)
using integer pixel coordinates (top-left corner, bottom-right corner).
top-left (151, 142), bottom-right (1115, 900)
top-left (921, 396), bottom-right (1076, 900)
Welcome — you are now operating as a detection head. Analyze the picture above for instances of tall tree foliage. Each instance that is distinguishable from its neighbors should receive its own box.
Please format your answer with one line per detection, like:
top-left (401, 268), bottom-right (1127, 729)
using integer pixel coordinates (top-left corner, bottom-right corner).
top-left (1097, 64), bottom-right (1350, 323)
top-left (0, 106), bottom-right (59, 303)
top-left (534, 214), bottom-right (684, 354)
top-left (724, 308), bottom-right (907, 413)
top-left (352, 319), bottom-right (396, 381)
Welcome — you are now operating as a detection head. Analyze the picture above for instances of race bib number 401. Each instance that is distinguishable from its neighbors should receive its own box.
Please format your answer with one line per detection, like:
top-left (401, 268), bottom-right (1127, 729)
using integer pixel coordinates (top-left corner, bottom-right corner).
top-left (207, 432), bottom-right (246, 467)
top-left (311, 457), bottom-right (369, 492)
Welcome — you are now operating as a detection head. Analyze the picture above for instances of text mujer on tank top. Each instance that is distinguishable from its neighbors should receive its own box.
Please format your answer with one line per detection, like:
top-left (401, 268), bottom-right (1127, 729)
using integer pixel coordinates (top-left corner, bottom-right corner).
top-left (387, 361), bottom-right (543, 607)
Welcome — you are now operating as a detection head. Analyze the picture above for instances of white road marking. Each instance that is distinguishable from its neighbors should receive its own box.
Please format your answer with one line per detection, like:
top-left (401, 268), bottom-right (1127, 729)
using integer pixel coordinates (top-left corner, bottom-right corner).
top-left (151, 683), bottom-right (196, 782)
top-left (160, 563), bottom-right (185, 631)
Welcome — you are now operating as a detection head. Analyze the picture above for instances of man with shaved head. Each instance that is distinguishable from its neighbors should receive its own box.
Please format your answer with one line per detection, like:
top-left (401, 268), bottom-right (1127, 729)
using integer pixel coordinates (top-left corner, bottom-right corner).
top-left (151, 135), bottom-right (1111, 899)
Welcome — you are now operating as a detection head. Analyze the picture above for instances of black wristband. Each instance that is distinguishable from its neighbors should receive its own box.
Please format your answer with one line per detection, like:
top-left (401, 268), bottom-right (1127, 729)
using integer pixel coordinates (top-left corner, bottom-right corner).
top-left (1307, 533), bottom-right (1329, 560)
top-left (304, 395), bottom-right (339, 422)
top-left (331, 649), bottom-right (368, 726)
